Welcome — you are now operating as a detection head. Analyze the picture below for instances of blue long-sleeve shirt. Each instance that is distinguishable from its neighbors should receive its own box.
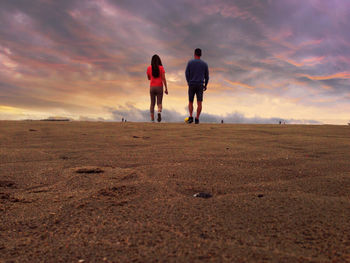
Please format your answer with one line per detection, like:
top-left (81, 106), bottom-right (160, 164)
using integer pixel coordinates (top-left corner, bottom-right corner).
top-left (185, 59), bottom-right (209, 87)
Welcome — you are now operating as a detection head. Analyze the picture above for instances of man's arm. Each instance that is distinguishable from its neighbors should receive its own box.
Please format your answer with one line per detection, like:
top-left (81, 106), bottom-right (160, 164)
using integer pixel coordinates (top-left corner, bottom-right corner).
top-left (204, 64), bottom-right (209, 90)
top-left (185, 62), bottom-right (190, 84)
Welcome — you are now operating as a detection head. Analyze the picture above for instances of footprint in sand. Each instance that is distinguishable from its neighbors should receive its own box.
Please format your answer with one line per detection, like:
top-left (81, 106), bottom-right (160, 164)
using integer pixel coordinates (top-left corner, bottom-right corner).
top-left (121, 172), bottom-right (139, 181)
top-left (0, 192), bottom-right (20, 203)
top-left (0, 180), bottom-right (16, 188)
top-left (75, 167), bottom-right (104, 174)
top-left (97, 185), bottom-right (137, 198)
top-left (132, 135), bottom-right (150, 139)
top-left (59, 155), bottom-right (69, 160)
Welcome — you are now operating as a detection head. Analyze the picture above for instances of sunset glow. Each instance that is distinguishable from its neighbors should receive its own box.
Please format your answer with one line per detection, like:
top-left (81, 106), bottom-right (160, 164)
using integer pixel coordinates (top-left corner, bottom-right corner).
top-left (1, 0), bottom-right (349, 124)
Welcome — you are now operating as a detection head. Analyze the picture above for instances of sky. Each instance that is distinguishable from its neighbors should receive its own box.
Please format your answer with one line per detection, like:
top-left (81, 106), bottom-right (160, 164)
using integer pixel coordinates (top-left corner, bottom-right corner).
top-left (0, 0), bottom-right (349, 124)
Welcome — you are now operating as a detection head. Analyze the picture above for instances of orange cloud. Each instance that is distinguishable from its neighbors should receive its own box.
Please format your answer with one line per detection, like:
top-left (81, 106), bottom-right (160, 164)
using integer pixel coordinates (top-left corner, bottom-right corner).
top-left (274, 55), bottom-right (326, 68)
top-left (224, 79), bottom-right (256, 90)
top-left (301, 72), bottom-right (350, 80)
top-left (300, 56), bottom-right (325, 66)
top-left (211, 67), bottom-right (229, 73)
top-left (275, 55), bottom-right (303, 67)
top-left (321, 84), bottom-right (333, 90)
top-left (299, 39), bottom-right (323, 47)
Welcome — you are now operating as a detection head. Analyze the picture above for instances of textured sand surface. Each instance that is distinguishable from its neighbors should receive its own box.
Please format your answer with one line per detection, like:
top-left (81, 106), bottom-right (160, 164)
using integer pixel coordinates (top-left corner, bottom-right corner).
top-left (0, 121), bottom-right (349, 262)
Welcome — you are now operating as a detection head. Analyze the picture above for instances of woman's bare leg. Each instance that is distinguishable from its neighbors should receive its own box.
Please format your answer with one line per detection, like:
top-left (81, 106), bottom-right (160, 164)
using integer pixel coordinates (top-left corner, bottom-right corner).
top-left (150, 89), bottom-right (156, 121)
top-left (155, 88), bottom-right (163, 122)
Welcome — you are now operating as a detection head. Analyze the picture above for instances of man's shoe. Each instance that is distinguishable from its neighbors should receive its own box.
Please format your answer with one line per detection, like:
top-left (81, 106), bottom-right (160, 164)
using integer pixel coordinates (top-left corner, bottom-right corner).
top-left (195, 118), bottom-right (199, 124)
top-left (157, 113), bottom-right (162, 122)
top-left (188, 116), bottom-right (193, 123)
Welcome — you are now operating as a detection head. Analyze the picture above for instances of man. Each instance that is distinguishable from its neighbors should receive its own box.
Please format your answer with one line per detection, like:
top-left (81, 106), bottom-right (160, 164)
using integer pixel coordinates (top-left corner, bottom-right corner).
top-left (185, 48), bottom-right (209, 124)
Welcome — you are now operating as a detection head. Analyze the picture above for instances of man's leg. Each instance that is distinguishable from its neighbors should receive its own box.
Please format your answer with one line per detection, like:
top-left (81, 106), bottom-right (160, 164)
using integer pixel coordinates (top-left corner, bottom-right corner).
top-left (187, 86), bottom-right (195, 123)
top-left (188, 102), bottom-right (193, 117)
top-left (196, 101), bottom-right (202, 119)
top-left (195, 85), bottom-right (203, 123)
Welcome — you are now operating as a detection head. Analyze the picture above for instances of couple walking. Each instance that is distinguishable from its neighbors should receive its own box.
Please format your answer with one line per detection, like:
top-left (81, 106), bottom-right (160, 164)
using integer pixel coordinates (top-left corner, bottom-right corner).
top-left (147, 48), bottom-right (209, 124)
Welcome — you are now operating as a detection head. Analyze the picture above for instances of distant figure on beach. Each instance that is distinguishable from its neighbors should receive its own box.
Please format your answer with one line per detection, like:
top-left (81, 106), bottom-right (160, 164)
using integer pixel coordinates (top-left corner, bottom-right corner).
top-left (185, 48), bottom-right (209, 124)
top-left (221, 120), bottom-right (224, 124)
top-left (147, 54), bottom-right (168, 122)
top-left (122, 117), bottom-right (124, 122)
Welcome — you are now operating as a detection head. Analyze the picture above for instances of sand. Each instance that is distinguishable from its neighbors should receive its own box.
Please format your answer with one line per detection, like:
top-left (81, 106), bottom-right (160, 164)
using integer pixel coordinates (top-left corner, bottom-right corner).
top-left (0, 121), bottom-right (349, 262)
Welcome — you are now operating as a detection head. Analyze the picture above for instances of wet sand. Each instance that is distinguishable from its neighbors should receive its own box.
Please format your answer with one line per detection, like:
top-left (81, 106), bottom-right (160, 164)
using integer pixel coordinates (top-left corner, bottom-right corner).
top-left (0, 121), bottom-right (349, 262)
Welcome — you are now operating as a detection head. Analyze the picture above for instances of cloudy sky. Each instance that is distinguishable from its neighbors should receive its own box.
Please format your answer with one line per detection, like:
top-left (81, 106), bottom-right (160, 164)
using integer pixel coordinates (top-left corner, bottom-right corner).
top-left (0, 0), bottom-right (349, 124)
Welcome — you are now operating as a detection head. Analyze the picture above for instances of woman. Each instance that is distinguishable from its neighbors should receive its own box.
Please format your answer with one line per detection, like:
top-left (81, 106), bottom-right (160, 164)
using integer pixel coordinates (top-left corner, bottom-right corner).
top-left (147, 54), bottom-right (168, 122)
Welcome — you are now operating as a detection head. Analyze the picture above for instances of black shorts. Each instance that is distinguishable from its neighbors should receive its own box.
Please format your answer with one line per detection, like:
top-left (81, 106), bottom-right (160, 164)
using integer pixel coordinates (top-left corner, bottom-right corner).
top-left (188, 84), bottom-right (204, 102)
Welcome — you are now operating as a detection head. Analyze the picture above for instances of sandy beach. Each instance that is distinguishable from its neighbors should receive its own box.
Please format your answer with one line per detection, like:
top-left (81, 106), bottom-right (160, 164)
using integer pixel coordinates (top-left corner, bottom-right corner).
top-left (0, 121), bottom-right (349, 262)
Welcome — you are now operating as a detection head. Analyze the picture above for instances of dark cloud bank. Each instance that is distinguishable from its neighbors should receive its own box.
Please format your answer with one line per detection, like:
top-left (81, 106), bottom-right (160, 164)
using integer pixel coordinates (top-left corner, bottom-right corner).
top-left (105, 104), bottom-right (320, 124)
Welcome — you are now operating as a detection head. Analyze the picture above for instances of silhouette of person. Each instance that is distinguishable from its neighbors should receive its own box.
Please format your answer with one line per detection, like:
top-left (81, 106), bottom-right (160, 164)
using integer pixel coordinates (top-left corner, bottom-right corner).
top-left (185, 48), bottom-right (209, 124)
top-left (147, 54), bottom-right (168, 122)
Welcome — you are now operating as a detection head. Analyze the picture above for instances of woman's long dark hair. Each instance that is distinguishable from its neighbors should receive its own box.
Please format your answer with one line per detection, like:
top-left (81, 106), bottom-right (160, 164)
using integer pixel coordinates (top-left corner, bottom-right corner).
top-left (151, 54), bottom-right (162, 78)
